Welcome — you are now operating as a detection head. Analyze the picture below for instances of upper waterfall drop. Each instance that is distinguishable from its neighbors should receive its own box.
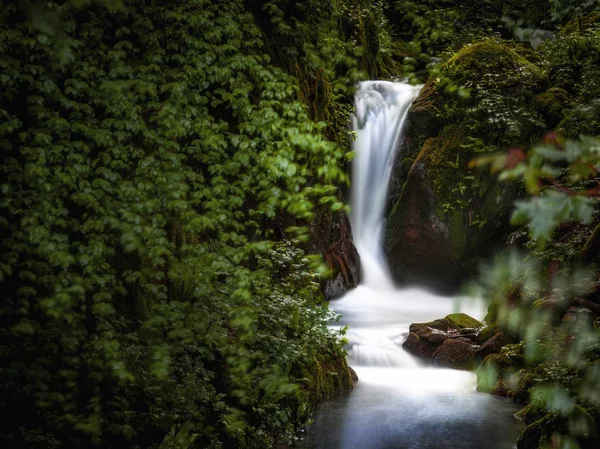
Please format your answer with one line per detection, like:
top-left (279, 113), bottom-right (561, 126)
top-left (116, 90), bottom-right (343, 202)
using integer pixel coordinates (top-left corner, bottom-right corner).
top-left (351, 81), bottom-right (422, 288)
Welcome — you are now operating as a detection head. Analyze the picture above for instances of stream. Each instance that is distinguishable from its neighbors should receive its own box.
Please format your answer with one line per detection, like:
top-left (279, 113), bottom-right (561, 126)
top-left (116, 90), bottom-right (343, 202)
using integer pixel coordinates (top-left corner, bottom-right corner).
top-left (293, 287), bottom-right (522, 449)
top-left (292, 81), bottom-right (522, 449)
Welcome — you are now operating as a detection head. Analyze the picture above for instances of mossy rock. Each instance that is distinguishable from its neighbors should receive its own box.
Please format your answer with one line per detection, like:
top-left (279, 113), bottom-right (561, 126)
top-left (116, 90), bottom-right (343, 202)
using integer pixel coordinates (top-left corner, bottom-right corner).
top-left (538, 24), bottom-right (600, 100)
top-left (446, 313), bottom-right (483, 329)
top-left (385, 122), bottom-right (522, 292)
top-left (516, 414), bottom-right (554, 449)
top-left (291, 350), bottom-right (353, 421)
top-left (433, 338), bottom-right (476, 370)
top-left (534, 88), bottom-right (572, 129)
top-left (409, 313), bottom-right (482, 333)
top-left (484, 300), bottom-right (500, 324)
top-left (515, 406), bottom-right (598, 449)
top-left (511, 369), bottom-right (535, 404)
top-left (559, 12), bottom-right (600, 35)
top-left (477, 343), bottom-right (526, 393)
top-left (443, 40), bottom-right (544, 93)
top-left (516, 403), bottom-right (547, 425)
top-left (385, 38), bottom-right (544, 293)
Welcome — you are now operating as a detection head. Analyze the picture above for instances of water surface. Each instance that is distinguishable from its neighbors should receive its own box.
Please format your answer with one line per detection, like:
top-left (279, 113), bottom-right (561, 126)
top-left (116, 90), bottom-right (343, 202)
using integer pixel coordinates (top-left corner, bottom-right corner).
top-left (293, 288), bottom-right (521, 449)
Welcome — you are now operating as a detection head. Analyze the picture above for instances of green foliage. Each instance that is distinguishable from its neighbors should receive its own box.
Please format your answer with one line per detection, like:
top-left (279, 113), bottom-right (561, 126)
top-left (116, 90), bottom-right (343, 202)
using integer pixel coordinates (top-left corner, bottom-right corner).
top-left (0, 1), bottom-right (353, 447)
top-left (473, 136), bottom-right (600, 448)
top-left (476, 135), bottom-right (599, 247)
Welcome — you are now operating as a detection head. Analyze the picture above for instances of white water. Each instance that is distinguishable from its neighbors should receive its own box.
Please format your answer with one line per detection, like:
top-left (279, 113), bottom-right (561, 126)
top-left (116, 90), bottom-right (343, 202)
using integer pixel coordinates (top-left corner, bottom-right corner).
top-left (293, 82), bottom-right (520, 449)
top-left (351, 81), bottom-right (421, 288)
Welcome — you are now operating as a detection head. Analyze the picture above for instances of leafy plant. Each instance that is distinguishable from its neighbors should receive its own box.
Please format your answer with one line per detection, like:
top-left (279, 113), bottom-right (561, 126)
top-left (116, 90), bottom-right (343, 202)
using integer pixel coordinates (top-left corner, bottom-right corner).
top-left (0, 1), bottom-right (355, 447)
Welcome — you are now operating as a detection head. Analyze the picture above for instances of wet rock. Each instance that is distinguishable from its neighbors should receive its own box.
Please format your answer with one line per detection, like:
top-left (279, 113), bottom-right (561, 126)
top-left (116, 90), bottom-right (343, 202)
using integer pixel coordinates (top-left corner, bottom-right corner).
top-left (417, 326), bottom-right (449, 345)
top-left (490, 378), bottom-right (510, 397)
top-left (349, 366), bottom-right (359, 383)
top-left (515, 403), bottom-right (546, 425)
top-left (433, 339), bottom-right (476, 370)
top-left (404, 313), bottom-right (483, 363)
top-left (410, 313), bottom-right (482, 334)
top-left (410, 317), bottom-right (450, 334)
top-left (311, 205), bottom-right (361, 299)
top-left (403, 332), bottom-right (437, 358)
top-left (475, 332), bottom-right (514, 360)
top-left (510, 370), bottom-right (535, 404)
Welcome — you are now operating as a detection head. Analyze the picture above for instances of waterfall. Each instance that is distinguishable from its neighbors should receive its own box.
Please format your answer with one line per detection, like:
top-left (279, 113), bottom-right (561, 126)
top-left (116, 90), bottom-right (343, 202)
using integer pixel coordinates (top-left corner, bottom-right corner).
top-left (351, 81), bottom-right (421, 287)
top-left (290, 82), bottom-right (519, 449)
top-left (340, 80), bottom-right (484, 367)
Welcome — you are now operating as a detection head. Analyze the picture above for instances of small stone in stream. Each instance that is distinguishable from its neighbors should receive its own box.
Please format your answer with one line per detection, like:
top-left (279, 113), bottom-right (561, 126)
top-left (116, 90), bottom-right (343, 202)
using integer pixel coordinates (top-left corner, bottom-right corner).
top-left (403, 332), bottom-right (436, 357)
top-left (415, 326), bottom-right (448, 345)
top-left (409, 318), bottom-right (449, 334)
top-left (432, 339), bottom-right (475, 370)
top-left (474, 332), bottom-right (514, 360)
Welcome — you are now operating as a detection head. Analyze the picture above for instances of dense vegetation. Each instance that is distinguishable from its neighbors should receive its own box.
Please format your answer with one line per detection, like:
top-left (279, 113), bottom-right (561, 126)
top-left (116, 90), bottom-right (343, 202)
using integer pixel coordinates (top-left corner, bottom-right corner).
top-left (0, 0), bottom-right (365, 447)
top-left (2, 0), bottom-right (600, 449)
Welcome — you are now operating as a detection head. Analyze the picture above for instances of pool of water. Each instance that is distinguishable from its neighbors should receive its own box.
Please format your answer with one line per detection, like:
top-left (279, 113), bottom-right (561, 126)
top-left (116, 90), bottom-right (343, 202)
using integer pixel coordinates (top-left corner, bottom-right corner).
top-left (292, 287), bottom-right (522, 449)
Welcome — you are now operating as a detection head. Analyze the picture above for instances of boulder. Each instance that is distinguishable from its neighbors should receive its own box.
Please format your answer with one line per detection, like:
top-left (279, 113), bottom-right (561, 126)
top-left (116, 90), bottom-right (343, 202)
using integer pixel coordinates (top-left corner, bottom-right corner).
top-left (310, 205), bottom-right (361, 299)
top-left (410, 313), bottom-right (482, 334)
top-left (385, 40), bottom-right (546, 293)
top-left (404, 313), bottom-right (483, 366)
top-left (433, 339), bottom-right (476, 370)
top-left (403, 332), bottom-right (435, 358)
top-left (403, 326), bottom-right (451, 358)
top-left (446, 313), bottom-right (483, 329)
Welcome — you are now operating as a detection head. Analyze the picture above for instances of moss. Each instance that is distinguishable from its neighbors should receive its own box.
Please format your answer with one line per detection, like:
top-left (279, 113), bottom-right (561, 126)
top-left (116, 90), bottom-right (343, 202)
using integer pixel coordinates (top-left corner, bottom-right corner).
top-left (559, 12), bottom-right (600, 35)
top-left (511, 370), bottom-right (536, 404)
top-left (478, 353), bottom-right (507, 393)
top-left (409, 313), bottom-right (481, 335)
top-left (409, 79), bottom-right (456, 139)
top-left (291, 350), bottom-right (353, 422)
top-left (534, 88), bottom-right (572, 129)
top-left (477, 343), bottom-right (526, 394)
top-left (485, 300), bottom-right (500, 324)
top-left (517, 403), bottom-right (547, 425)
top-left (443, 39), bottom-right (545, 93)
top-left (446, 313), bottom-right (483, 329)
top-left (417, 125), bottom-right (469, 194)
top-left (516, 414), bottom-right (553, 449)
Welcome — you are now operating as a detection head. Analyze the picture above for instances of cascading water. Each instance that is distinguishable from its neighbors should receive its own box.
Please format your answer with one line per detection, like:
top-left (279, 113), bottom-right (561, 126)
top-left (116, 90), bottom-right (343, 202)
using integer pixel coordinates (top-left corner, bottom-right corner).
top-left (351, 81), bottom-right (420, 288)
top-left (292, 82), bottom-right (521, 449)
